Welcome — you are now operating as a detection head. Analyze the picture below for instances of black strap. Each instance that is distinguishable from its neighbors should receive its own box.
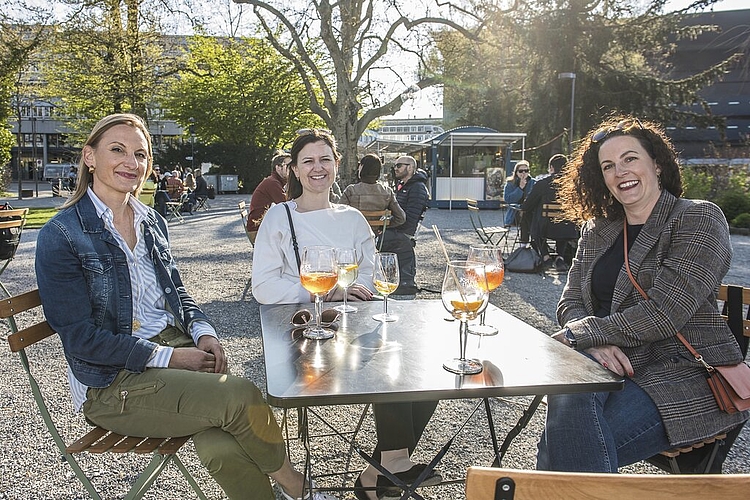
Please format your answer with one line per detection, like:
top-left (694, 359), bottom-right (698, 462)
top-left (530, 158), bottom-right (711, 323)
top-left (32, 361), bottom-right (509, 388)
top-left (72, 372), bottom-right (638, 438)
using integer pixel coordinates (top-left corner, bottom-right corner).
top-left (283, 202), bottom-right (301, 272)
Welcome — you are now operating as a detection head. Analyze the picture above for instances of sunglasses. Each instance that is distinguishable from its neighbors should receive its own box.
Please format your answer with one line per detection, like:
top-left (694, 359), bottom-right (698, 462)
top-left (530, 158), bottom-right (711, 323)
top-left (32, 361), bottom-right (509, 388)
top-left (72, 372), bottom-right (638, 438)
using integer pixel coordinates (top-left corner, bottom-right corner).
top-left (394, 163), bottom-right (410, 169)
top-left (591, 118), bottom-right (644, 143)
top-left (517, 169), bottom-right (529, 173)
top-left (296, 128), bottom-right (333, 136)
top-left (290, 308), bottom-right (341, 338)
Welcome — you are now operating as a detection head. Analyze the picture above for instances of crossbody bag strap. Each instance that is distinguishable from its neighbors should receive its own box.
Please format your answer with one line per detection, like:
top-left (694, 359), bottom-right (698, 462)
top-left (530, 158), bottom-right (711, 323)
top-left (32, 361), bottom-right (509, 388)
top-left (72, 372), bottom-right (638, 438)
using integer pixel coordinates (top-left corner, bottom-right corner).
top-left (622, 220), bottom-right (712, 369)
top-left (283, 202), bottom-right (301, 272)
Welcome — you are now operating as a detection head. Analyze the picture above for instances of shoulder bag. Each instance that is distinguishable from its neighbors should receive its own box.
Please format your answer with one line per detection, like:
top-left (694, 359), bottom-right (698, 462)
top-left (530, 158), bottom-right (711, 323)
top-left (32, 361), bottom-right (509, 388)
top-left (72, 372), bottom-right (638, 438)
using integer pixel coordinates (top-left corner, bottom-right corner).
top-left (623, 221), bottom-right (750, 413)
top-left (283, 202), bottom-right (301, 272)
top-left (504, 245), bottom-right (542, 273)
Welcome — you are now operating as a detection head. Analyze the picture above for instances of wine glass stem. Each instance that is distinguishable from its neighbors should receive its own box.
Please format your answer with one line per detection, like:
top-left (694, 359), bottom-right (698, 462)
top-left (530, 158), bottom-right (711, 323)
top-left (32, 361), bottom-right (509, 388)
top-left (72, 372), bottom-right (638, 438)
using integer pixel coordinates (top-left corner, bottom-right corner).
top-left (459, 319), bottom-right (469, 361)
top-left (383, 295), bottom-right (389, 316)
top-left (314, 294), bottom-right (323, 329)
top-left (479, 310), bottom-right (487, 326)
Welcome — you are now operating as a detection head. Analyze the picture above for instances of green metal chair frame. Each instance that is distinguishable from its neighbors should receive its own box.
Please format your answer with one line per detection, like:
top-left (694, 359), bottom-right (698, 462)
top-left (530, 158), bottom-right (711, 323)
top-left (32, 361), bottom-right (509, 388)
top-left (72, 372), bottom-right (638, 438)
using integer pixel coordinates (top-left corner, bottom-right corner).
top-left (1, 289), bottom-right (208, 500)
top-left (0, 208), bottom-right (29, 298)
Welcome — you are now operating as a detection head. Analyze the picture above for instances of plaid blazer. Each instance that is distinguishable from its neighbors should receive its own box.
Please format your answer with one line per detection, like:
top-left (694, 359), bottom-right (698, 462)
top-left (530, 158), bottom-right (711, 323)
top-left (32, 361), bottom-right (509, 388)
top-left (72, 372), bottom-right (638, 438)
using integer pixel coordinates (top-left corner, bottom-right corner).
top-left (559, 190), bottom-right (749, 446)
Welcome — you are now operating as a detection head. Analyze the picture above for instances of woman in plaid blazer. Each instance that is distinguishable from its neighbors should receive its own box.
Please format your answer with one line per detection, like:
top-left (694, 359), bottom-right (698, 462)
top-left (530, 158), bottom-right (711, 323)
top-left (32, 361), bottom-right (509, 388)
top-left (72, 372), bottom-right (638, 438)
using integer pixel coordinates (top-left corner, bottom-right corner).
top-left (536, 115), bottom-right (749, 472)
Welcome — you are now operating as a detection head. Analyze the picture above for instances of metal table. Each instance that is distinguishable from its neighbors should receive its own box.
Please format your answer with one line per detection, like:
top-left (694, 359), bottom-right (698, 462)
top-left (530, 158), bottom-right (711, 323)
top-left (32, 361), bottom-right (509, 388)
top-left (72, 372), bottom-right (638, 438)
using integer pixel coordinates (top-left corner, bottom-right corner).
top-left (260, 300), bottom-right (623, 498)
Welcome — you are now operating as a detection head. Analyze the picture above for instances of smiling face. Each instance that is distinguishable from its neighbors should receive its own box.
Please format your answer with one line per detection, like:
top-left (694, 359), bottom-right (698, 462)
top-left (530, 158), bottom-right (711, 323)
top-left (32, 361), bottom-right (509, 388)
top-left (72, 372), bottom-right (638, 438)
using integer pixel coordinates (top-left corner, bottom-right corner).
top-left (598, 135), bottom-right (662, 224)
top-left (291, 139), bottom-right (338, 196)
top-left (83, 124), bottom-right (150, 203)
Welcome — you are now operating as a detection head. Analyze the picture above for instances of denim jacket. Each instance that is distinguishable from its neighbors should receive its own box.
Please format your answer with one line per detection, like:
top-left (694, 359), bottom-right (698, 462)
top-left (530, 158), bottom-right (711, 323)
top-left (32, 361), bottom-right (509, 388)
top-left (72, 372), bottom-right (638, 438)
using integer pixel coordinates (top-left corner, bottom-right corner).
top-left (35, 193), bottom-right (211, 388)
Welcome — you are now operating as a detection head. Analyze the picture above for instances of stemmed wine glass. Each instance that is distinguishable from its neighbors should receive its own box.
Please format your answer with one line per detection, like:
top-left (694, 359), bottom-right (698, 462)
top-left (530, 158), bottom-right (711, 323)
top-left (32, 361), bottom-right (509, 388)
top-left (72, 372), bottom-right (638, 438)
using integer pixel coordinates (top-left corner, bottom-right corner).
top-left (467, 244), bottom-right (504, 336)
top-left (441, 260), bottom-right (489, 374)
top-left (299, 246), bottom-right (338, 339)
top-left (334, 247), bottom-right (359, 313)
top-left (372, 252), bottom-right (400, 322)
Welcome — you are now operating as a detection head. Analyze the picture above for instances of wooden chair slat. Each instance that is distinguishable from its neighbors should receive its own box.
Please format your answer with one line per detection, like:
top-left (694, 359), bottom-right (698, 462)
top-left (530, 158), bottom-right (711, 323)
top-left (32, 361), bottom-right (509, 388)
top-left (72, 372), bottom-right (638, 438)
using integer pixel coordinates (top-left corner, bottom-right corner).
top-left (0, 219), bottom-right (25, 230)
top-left (0, 289), bottom-right (42, 318)
top-left (0, 208), bottom-right (29, 218)
top-left (88, 432), bottom-right (127, 453)
top-left (135, 437), bottom-right (168, 454)
top-left (110, 435), bottom-right (146, 453)
top-left (465, 467), bottom-right (750, 500)
top-left (7, 322), bottom-right (56, 352)
top-left (158, 436), bottom-right (191, 455)
top-left (66, 427), bottom-right (109, 453)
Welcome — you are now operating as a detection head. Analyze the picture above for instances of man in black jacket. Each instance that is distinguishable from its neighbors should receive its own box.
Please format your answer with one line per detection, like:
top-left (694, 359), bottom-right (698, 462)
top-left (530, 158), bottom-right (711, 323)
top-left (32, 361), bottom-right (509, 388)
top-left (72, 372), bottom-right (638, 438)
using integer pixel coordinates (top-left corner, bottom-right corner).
top-left (521, 154), bottom-right (577, 271)
top-left (380, 155), bottom-right (429, 295)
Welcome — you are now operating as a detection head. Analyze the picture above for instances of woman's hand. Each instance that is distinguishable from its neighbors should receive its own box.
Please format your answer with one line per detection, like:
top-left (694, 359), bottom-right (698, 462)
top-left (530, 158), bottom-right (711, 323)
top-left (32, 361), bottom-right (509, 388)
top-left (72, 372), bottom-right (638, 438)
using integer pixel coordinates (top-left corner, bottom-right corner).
top-left (585, 345), bottom-right (634, 377)
top-left (168, 336), bottom-right (228, 374)
top-left (325, 283), bottom-right (373, 302)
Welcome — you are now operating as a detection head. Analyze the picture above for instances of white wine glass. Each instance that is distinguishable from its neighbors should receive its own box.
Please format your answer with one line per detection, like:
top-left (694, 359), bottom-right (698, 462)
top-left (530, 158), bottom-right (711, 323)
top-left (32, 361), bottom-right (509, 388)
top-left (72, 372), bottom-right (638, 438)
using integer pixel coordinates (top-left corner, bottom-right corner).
top-left (372, 252), bottom-right (399, 322)
top-left (441, 260), bottom-right (489, 374)
top-left (299, 246), bottom-right (338, 339)
top-left (334, 247), bottom-right (359, 313)
top-left (467, 244), bottom-right (504, 336)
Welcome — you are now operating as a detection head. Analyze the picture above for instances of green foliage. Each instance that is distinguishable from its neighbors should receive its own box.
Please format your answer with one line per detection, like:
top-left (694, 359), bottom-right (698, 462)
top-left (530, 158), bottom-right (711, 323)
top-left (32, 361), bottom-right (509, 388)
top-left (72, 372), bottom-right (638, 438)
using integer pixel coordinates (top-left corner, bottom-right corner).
top-left (717, 189), bottom-right (750, 223)
top-left (732, 213), bottom-right (750, 229)
top-left (439, 1), bottom-right (740, 157)
top-left (680, 167), bottom-right (713, 200)
top-left (163, 36), bottom-right (319, 191)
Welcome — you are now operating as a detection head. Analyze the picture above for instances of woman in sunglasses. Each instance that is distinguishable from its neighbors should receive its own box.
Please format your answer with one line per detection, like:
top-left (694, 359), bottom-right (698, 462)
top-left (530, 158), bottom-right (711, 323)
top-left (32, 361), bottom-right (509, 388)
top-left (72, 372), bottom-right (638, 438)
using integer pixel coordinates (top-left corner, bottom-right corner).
top-left (537, 115), bottom-right (748, 472)
top-left (503, 159), bottom-right (535, 227)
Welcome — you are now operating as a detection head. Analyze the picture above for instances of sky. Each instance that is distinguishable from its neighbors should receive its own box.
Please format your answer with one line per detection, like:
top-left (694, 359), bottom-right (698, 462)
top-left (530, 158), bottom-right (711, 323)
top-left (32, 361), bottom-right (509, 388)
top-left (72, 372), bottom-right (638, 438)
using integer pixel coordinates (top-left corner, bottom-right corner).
top-left (391, 0), bottom-right (747, 119)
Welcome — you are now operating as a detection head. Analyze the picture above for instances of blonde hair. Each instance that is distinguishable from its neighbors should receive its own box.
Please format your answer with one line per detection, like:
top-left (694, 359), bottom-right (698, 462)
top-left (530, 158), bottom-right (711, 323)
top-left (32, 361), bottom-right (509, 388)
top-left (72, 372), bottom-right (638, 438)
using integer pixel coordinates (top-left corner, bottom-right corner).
top-left (63, 113), bottom-right (153, 208)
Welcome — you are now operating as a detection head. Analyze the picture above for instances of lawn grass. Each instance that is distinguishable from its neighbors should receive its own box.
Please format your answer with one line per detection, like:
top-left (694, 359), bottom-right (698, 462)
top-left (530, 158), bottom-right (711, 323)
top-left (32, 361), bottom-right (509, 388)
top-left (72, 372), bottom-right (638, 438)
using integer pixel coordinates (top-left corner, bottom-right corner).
top-left (24, 207), bottom-right (59, 229)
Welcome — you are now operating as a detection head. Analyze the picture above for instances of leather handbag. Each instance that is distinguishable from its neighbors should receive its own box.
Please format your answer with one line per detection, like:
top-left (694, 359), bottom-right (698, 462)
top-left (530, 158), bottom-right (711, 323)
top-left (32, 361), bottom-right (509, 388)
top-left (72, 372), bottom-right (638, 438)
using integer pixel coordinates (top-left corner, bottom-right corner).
top-left (504, 246), bottom-right (542, 273)
top-left (623, 221), bottom-right (750, 414)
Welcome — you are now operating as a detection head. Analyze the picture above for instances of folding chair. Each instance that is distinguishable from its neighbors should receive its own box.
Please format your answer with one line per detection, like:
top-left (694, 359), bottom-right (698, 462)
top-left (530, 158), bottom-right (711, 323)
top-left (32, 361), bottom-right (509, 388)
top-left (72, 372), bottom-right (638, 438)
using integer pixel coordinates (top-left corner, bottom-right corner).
top-left (237, 201), bottom-right (255, 247)
top-left (646, 283), bottom-right (750, 474)
top-left (465, 466), bottom-right (750, 500)
top-left (1, 289), bottom-right (208, 500)
top-left (0, 208), bottom-right (29, 297)
top-left (194, 194), bottom-right (210, 212)
top-left (165, 193), bottom-right (187, 223)
top-left (360, 209), bottom-right (391, 251)
top-left (467, 199), bottom-right (508, 247)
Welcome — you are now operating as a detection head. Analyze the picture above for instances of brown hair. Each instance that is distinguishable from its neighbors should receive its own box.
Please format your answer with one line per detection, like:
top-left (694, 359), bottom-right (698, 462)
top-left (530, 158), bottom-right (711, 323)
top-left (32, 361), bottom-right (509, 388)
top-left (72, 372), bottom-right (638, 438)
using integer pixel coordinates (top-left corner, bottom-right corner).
top-left (63, 113), bottom-right (153, 208)
top-left (286, 129), bottom-right (340, 200)
top-left (556, 114), bottom-right (682, 223)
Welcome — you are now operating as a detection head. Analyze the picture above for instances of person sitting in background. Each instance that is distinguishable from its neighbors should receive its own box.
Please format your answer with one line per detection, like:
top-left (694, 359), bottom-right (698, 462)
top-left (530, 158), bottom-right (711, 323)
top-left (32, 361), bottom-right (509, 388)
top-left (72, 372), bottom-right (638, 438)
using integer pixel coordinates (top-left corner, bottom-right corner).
top-left (165, 169), bottom-right (185, 199)
top-left (340, 153), bottom-right (406, 241)
top-left (503, 159), bottom-right (535, 227)
top-left (35, 113), bottom-right (337, 500)
top-left (138, 171), bottom-right (158, 207)
top-left (379, 155), bottom-right (429, 296)
top-left (252, 129), bottom-right (440, 500)
top-left (184, 171), bottom-right (196, 191)
top-left (537, 114), bottom-right (749, 472)
top-left (247, 151), bottom-right (291, 244)
top-left (520, 154), bottom-right (573, 271)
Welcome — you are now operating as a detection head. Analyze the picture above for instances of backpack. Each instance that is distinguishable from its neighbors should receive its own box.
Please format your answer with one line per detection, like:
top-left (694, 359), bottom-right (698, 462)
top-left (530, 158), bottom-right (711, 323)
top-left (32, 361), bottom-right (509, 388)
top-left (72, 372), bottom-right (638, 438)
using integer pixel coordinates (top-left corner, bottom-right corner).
top-left (504, 246), bottom-right (542, 273)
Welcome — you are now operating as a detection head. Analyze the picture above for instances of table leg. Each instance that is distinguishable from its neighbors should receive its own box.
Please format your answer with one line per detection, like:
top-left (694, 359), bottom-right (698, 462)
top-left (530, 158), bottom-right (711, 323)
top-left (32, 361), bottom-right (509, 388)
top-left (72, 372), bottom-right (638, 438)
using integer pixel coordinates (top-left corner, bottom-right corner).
top-left (491, 395), bottom-right (545, 467)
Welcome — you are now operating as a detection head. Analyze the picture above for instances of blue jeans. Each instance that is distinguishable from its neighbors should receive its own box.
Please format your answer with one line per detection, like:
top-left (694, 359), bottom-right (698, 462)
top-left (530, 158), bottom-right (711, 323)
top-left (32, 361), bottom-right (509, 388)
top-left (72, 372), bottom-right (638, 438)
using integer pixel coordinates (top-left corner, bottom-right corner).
top-left (537, 377), bottom-right (671, 472)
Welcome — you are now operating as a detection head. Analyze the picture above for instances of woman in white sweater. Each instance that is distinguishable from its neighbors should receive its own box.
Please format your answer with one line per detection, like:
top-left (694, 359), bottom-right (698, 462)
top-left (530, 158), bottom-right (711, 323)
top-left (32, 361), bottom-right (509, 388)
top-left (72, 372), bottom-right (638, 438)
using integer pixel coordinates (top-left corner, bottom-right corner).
top-left (252, 130), bottom-right (440, 499)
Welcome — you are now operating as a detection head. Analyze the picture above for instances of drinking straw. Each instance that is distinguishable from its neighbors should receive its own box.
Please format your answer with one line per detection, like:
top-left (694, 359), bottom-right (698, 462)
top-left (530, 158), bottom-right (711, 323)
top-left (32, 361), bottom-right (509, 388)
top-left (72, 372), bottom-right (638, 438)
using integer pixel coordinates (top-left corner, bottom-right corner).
top-left (432, 225), bottom-right (468, 303)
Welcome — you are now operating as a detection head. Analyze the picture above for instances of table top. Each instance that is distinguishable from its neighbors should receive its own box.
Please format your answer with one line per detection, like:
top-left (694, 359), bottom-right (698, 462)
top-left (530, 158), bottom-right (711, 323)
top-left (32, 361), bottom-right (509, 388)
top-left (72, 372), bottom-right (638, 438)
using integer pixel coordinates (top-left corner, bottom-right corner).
top-left (260, 300), bottom-right (623, 408)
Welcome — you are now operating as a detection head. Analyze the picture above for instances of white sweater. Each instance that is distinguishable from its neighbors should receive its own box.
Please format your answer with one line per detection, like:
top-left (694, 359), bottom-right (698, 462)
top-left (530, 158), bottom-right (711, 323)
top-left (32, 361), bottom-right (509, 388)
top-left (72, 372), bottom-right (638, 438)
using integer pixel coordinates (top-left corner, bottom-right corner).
top-left (252, 201), bottom-right (376, 304)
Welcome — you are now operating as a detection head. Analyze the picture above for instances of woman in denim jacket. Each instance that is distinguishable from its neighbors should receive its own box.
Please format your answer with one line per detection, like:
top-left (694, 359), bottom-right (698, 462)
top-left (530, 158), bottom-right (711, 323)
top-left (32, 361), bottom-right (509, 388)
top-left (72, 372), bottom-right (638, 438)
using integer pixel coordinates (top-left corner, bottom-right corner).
top-left (35, 114), bottom-right (335, 500)
top-left (503, 160), bottom-right (535, 227)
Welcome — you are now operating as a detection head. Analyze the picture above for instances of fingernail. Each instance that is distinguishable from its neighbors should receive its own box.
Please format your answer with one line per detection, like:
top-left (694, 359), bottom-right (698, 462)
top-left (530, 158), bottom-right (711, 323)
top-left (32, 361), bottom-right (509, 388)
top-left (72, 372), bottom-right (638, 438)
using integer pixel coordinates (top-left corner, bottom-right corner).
top-left (628, 371), bottom-right (634, 377)
top-left (602, 362), bottom-right (608, 368)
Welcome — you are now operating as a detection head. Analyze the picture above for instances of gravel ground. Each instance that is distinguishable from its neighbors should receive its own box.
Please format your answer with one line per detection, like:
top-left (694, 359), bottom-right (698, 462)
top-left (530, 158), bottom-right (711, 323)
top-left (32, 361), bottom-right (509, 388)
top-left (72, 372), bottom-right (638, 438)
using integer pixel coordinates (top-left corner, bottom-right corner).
top-left (1, 191), bottom-right (748, 499)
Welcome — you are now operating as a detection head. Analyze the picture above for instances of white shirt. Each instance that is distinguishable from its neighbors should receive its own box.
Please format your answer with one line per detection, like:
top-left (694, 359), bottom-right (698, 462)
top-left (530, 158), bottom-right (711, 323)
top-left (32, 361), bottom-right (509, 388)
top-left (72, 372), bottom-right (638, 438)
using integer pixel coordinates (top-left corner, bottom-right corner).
top-left (252, 201), bottom-right (376, 304)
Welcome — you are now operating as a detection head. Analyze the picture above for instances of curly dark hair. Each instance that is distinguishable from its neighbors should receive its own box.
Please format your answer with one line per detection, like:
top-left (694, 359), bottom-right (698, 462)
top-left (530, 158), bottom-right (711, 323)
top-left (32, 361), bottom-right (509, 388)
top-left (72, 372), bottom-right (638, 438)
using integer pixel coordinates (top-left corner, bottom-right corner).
top-left (556, 114), bottom-right (682, 223)
top-left (286, 129), bottom-right (341, 200)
